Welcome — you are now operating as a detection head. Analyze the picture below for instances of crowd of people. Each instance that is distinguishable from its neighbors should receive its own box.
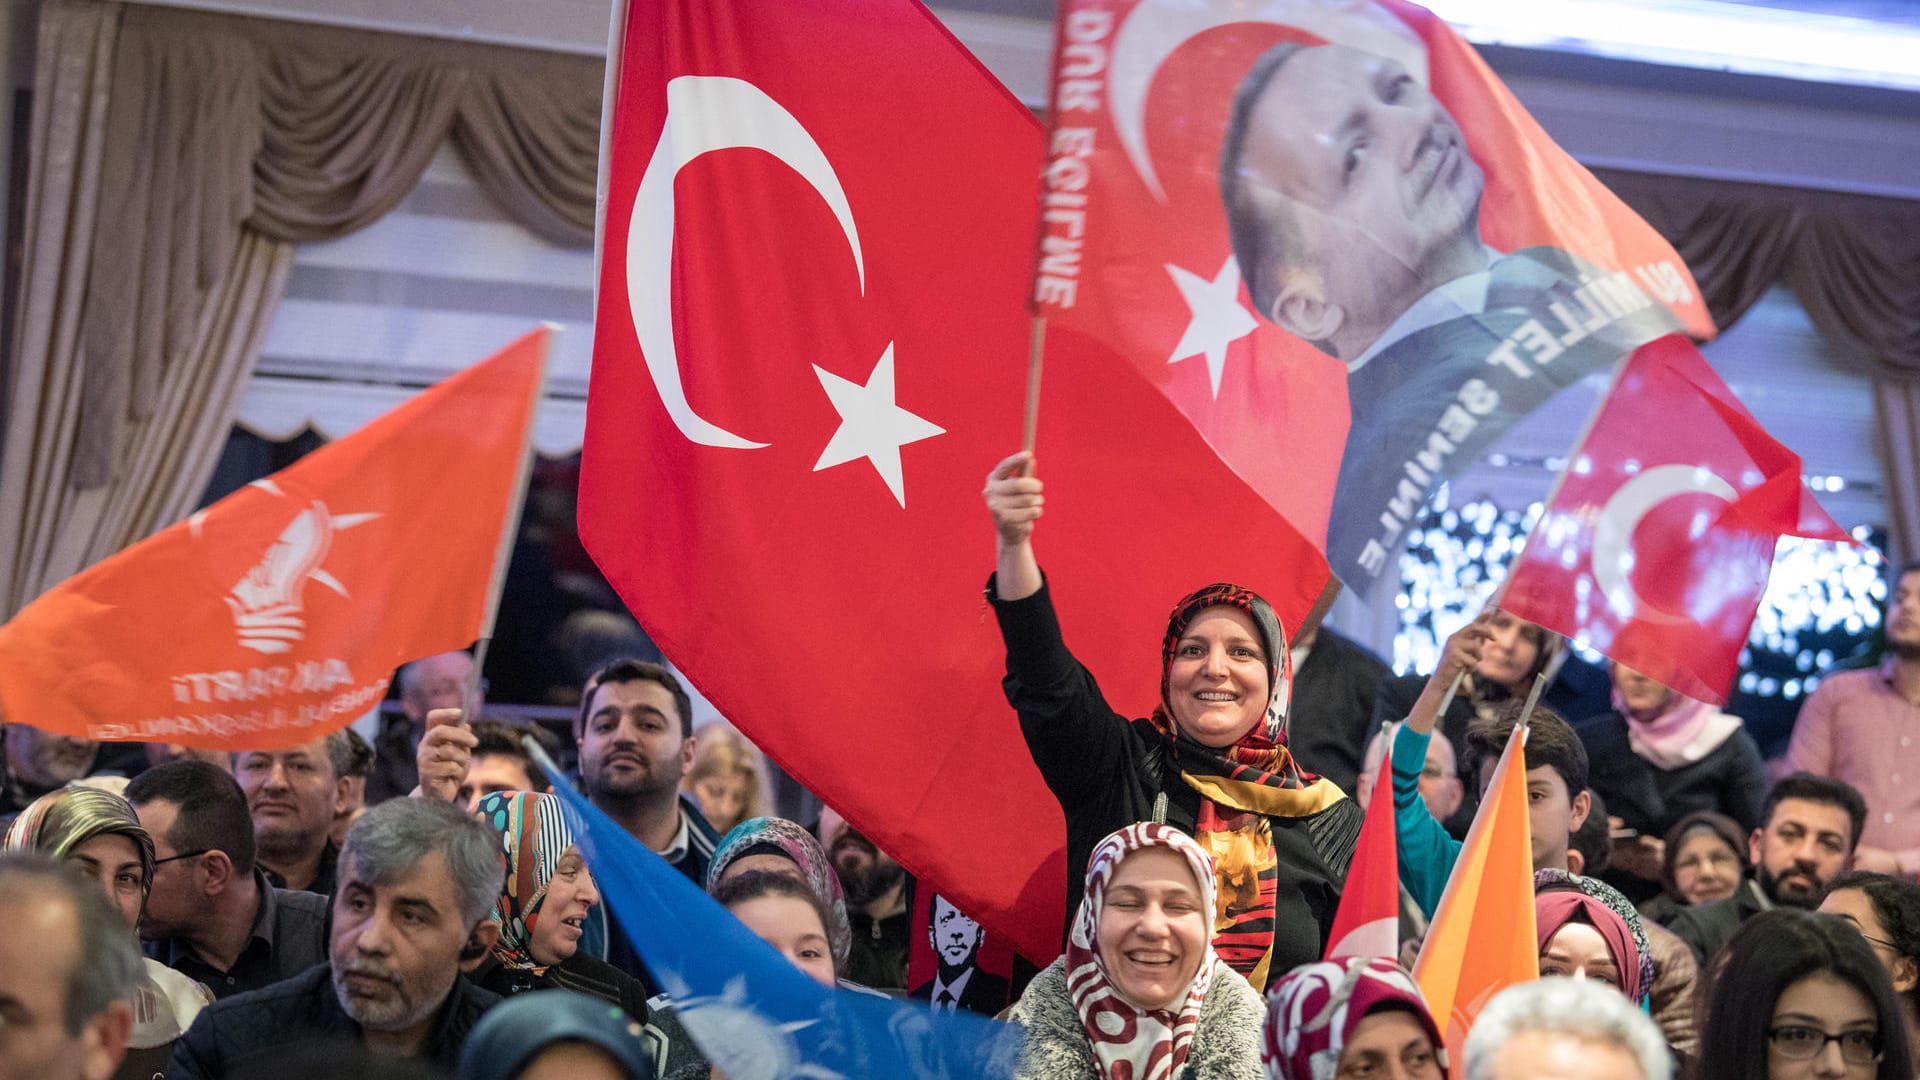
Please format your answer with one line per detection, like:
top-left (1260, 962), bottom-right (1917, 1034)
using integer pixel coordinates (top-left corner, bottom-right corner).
top-left (0, 452), bottom-right (1916, 1080)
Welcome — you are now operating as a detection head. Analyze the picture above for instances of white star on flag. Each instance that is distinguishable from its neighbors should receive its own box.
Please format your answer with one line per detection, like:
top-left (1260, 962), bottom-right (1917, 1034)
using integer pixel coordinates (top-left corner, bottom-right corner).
top-left (811, 343), bottom-right (945, 508)
top-left (1165, 256), bottom-right (1258, 399)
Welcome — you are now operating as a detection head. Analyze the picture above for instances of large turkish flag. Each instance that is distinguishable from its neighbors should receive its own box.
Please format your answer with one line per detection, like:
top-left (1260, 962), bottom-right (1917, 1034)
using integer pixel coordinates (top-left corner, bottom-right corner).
top-left (1500, 336), bottom-right (1849, 703)
top-left (1035, 0), bottom-right (1711, 596)
top-left (582, 0), bottom-right (1328, 964)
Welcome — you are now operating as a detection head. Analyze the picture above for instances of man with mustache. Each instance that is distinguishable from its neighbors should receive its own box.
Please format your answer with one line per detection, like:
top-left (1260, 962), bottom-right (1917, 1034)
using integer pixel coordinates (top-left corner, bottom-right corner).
top-left (573, 659), bottom-right (717, 985)
top-left (2, 721), bottom-right (99, 818)
top-left (234, 733), bottom-right (353, 896)
top-left (166, 798), bottom-right (503, 1077)
top-left (1663, 773), bottom-right (1867, 964)
top-left (127, 761), bottom-right (329, 999)
top-left (828, 820), bottom-right (912, 993)
top-left (1219, 39), bottom-right (1681, 587)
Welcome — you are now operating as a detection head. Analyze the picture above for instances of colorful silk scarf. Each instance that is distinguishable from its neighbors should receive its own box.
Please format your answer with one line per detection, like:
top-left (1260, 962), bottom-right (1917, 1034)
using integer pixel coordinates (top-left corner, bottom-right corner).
top-left (1066, 823), bottom-right (1224, 1080)
top-left (706, 815), bottom-right (852, 968)
top-left (1264, 957), bottom-right (1448, 1080)
top-left (475, 791), bottom-right (576, 973)
top-left (1149, 583), bottom-right (1344, 989)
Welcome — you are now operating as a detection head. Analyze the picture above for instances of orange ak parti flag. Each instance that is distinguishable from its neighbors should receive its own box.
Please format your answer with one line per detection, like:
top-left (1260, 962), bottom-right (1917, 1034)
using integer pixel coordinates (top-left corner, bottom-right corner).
top-left (0, 328), bottom-right (549, 750)
top-left (1413, 722), bottom-right (1539, 1062)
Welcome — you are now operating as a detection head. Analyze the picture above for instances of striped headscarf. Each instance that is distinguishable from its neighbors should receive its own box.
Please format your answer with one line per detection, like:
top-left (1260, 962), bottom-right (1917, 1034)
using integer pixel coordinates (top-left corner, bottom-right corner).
top-left (1066, 822), bottom-right (1224, 1080)
top-left (706, 816), bottom-right (851, 968)
top-left (475, 791), bottom-right (578, 973)
top-left (2, 784), bottom-right (155, 898)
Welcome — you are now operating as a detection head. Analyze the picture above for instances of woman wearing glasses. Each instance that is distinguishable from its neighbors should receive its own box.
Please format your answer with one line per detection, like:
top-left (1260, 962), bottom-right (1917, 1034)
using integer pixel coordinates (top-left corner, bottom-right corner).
top-left (1821, 872), bottom-right (1920, 1074)
top-left (1698, 907), bottom-right (1913, 1080)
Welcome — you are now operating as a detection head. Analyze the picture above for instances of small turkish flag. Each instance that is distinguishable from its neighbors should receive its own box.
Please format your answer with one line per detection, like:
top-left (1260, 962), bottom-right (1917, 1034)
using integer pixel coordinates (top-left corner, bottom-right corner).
top-left (1324, 734), bottom-right (1400, 962)
top-left (583, 0), bottom-right (1328, 965)
top-left (0, 329), bottom-right (548, 748)
top-left (1500, 335), bottom-right (1849, 704)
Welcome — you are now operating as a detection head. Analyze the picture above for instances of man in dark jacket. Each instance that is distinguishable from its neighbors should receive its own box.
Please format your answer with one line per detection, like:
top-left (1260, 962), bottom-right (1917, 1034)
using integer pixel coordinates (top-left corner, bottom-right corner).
top-left (1285, 624), bottom-right (1392, 795)
top-left (167, 797), bottom-right (505, 1076)
top-left (1662, 773), bottom-right (1866, 963)
top-left (128, 761), bottom-right (329, 999)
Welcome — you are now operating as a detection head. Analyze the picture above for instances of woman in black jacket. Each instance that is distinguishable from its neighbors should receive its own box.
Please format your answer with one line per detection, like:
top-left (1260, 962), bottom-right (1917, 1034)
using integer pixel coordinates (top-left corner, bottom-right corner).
top-left (984, 452), bottom-right (1359, 989)
top-left (1576, 663), bottom-right (1768, 903)
top-left (469, 792), bottom-right (703, 1078)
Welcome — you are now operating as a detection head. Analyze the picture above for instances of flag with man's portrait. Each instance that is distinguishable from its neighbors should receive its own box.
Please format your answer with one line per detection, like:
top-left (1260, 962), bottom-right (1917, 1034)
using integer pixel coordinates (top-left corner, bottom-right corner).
top-left (1035, 0), bottom-right (1711, 594)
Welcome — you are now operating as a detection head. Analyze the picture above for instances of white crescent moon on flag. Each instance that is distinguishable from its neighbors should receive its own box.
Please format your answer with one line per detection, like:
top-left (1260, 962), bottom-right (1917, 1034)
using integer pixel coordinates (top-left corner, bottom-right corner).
top-left (1590, 464), bottom-right (1738, 625)
top-left (1109, 0), bottom-right (1429, 202)
top-left (627, 75), bottom-right (867, 449)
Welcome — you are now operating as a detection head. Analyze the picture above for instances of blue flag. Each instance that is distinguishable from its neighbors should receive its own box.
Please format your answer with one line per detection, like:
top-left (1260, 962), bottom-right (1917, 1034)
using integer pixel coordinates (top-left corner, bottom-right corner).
top-left (534, 750), bottom-right (1022, 1080)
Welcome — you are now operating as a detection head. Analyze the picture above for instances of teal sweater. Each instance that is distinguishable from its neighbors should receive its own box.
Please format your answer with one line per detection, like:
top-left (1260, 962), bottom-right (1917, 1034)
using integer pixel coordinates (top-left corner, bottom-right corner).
top-left (1392, 724), bottom-right (1460, 918)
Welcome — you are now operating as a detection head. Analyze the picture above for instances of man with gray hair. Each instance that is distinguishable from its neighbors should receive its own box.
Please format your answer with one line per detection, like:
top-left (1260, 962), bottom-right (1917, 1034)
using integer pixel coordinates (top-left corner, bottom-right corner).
top-left (0, 853), bottom-right (142, 1080)
top-left (166, 798), bottom-right (504, 1077)
top-left (1462, 977), bottom-right (1672, 1080)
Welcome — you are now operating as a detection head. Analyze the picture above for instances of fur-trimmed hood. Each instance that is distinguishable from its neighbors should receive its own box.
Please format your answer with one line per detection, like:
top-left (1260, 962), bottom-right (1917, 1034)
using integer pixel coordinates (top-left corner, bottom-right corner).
top-left (1007, 956), bottom-right (1267, 1080)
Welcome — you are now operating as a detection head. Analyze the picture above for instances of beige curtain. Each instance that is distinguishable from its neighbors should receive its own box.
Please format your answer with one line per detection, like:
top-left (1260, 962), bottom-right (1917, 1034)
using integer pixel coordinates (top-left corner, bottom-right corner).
top-left (0, 1), bottom-right (601, 619)
top-left (1877, 382), bottom-right (1920, 566)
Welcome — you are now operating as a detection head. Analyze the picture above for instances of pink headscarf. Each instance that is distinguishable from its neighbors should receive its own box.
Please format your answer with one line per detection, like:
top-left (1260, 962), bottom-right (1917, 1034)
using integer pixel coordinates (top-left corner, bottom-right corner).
top-left (1263, 957), bottom-right (1447, 1080)
top-left (1066, 822), bottom-right (1223, 1080)
top-left (1612, 680), bottom-right (1741, 769)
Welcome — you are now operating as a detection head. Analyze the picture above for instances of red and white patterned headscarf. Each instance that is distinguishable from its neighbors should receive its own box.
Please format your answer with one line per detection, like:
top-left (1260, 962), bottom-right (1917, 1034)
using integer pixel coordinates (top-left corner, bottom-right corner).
top-left (1264, 957), bottom-right (1448, 1080)
top-left (1065, 822), bottom-right (1223, 1080)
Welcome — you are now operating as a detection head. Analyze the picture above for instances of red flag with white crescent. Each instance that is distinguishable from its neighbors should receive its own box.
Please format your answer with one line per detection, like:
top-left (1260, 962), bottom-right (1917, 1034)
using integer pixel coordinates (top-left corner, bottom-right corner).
top-left (1324, 732), bottom-right (1400, 962)
top-left (582, 0), bottom-right (1329, 965)
top-left (1500, 335), bottom-right (1849, 703)
top-left (1035, 0), bottom-right (1711, 596)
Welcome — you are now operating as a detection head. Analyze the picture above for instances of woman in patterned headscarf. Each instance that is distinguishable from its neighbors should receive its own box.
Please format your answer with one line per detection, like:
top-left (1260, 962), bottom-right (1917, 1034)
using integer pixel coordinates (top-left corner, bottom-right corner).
top-left (3, 784), bottom-right (212, 1080)
top-left (705, 816), bottom-right (850, 970)
top-left (1264, 957), bottom-right (1446, 1080)
top-left (986, 452), bottom-right (1360, 988)
top-left (470, 793), bottom-right (661, 1023)
top-left (1008, 823), bottom-right (1265, 1080)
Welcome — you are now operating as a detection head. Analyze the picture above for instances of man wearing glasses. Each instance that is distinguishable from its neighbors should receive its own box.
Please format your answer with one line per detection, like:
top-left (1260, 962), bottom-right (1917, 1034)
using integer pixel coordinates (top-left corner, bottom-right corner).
top-left (126, 760), bottom-right (328, 998)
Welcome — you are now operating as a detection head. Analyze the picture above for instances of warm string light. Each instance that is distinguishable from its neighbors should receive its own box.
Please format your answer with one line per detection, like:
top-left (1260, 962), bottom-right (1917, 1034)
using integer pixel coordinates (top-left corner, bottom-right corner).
top-left (1393, 493), bottom-right (1887, 706)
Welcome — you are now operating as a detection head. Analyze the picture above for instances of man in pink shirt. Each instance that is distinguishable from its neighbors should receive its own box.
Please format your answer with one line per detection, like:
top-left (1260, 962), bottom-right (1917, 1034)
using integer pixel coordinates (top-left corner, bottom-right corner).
top-left (1787, 561), bottom-right (1920, 874)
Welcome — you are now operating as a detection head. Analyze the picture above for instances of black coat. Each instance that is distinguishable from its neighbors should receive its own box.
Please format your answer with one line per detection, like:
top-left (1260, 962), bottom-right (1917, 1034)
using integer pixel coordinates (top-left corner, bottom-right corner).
top-left (473, 952), bottom-right (706, 1080)
top-left (1574, 713), bottom-right (1769, 836)
top-left (165, 963), bottom-right (497, 1079)
top-left (471, 950), bottom-right (650, 1021)
top-left (992, 579), bottom-right (1360, 977)
top-left (1661, 878), bottom-right (1767, 964)
top-left (1286, 629), bottom-right (1393, 795)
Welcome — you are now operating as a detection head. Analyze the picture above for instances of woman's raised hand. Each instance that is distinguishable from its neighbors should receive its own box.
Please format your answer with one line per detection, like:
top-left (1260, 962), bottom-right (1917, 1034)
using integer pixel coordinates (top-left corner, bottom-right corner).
top-left (985, 451), bottom-right (1044, 548)
top-left (986, 451), bottom-right (1044, 601)
top-left (1406, 614), bottom-right (1493, 735)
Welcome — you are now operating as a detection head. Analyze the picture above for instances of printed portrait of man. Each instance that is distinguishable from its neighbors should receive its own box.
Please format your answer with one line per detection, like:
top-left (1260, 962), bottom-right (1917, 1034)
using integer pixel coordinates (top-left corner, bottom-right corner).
top-left (1219, 38), bottom-right (1681, 585)
top-left (908, 894), bottom-right (1009, 1015)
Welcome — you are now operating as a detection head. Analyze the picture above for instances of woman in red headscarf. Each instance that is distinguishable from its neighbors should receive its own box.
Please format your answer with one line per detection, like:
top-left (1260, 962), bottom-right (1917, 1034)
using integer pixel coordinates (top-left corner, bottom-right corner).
top-left (985, 452), bottom-right (1360, 988)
